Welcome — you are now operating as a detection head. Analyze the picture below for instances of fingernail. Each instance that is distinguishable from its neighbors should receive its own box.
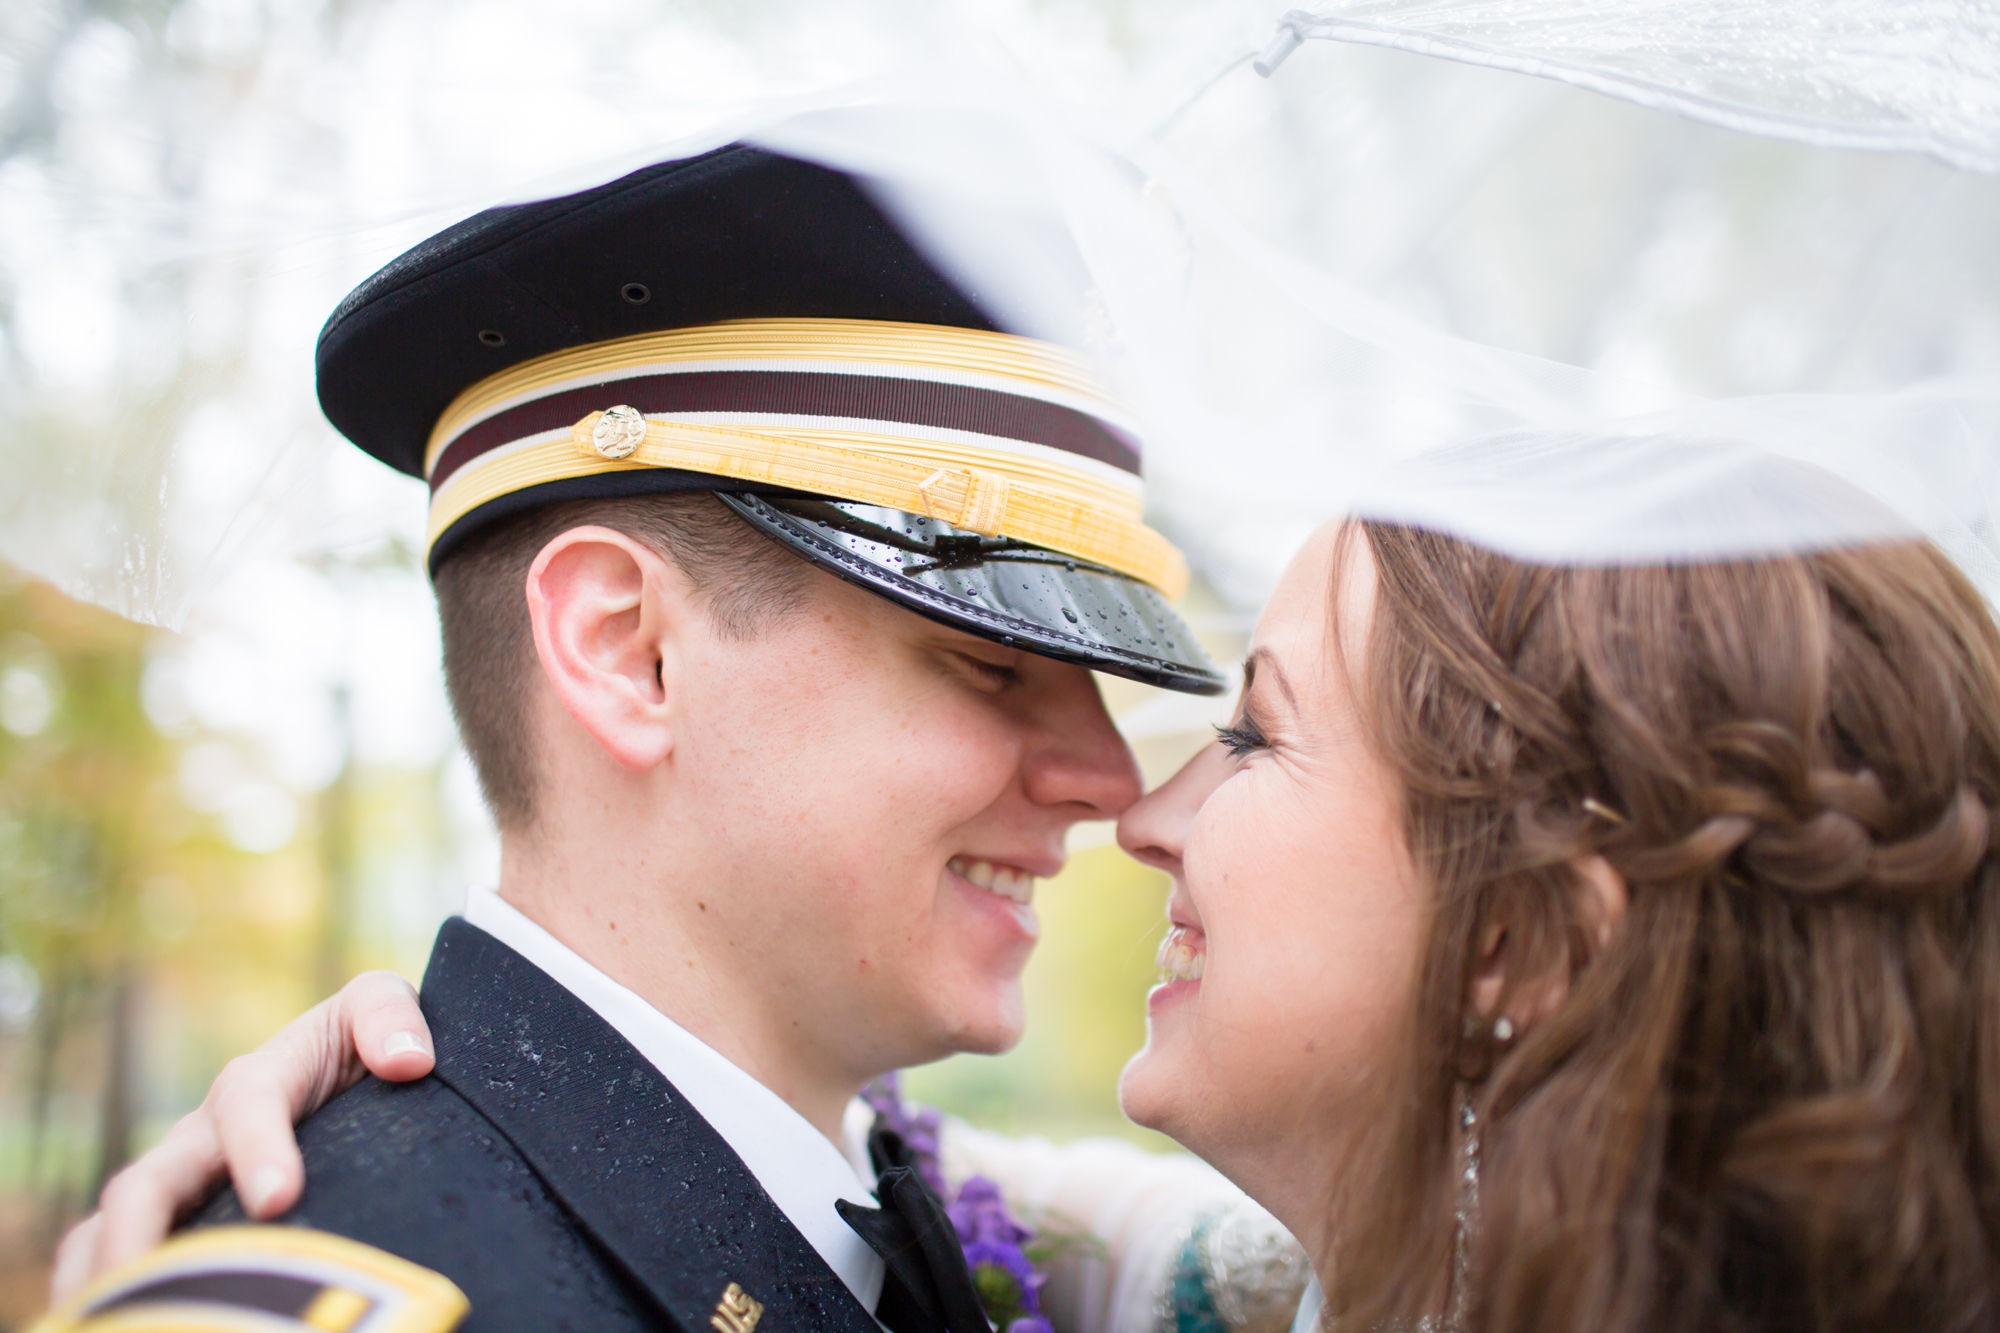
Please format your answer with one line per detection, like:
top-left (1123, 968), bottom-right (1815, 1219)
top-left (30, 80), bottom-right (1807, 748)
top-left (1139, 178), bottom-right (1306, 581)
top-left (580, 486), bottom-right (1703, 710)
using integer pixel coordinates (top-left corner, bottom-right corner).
top-left (383, 1031), bottom-right (427, 1058)
top-left (246, 1166), bottom-right (286, 1213)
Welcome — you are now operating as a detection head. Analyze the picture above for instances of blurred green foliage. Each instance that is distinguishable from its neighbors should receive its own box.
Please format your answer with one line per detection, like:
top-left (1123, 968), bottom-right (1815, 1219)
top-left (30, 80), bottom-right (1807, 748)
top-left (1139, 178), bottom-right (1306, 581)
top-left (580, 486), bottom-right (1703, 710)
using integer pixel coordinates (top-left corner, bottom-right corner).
top-left (0, 568), bottom-right (459, 1326)
top-left (0, 572), bottom-right (173, 1320)
top-left (0, 574), bottom-right (166, 1201)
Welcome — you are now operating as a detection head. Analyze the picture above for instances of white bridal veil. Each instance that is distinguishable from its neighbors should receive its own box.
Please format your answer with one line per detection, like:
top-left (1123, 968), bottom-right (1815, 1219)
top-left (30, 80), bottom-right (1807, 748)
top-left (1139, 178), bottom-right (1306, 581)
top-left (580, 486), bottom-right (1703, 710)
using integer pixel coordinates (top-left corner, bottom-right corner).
top-left (1252, 1), bottom-right (2000, 172)
top-left (1, 0), bottom-right (1996, 627)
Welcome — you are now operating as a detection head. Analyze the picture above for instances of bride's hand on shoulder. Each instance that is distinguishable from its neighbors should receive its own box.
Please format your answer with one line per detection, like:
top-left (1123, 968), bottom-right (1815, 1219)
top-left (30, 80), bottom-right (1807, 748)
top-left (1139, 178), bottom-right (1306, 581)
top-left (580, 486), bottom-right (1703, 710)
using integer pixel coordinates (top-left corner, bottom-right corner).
top-left (49, 971), bottom-right (435, 1304)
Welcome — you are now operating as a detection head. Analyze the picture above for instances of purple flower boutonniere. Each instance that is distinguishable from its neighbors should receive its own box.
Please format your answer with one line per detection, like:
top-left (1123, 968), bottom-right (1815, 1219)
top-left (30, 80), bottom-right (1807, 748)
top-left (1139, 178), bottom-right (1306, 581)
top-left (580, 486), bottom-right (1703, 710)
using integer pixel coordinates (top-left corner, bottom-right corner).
top-left (864, 1075), bottom-right (1053, 1333)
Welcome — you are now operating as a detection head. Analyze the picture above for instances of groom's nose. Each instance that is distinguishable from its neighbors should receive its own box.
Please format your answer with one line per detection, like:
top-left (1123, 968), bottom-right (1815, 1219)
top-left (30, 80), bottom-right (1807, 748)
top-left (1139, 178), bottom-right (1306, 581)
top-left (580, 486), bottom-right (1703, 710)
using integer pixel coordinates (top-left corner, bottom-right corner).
top-left (1019, 669), bottom-right (1144, 821)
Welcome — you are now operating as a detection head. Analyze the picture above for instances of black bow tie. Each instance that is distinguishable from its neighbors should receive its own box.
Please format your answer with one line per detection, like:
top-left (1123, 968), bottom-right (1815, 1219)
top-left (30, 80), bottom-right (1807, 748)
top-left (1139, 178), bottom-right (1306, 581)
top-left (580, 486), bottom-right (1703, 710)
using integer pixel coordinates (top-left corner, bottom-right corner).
top-left (837, 1122), bottom-right (991, 1333)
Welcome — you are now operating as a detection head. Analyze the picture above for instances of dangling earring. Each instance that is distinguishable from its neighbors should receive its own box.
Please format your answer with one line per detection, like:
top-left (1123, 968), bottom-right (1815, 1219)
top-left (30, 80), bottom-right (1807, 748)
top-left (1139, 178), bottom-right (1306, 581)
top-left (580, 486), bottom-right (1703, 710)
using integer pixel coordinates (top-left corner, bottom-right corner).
top-left (1449, 1092), bottom-right (1480, 1330)
top-left (1411, 1094), bottom-right (1479, 1333)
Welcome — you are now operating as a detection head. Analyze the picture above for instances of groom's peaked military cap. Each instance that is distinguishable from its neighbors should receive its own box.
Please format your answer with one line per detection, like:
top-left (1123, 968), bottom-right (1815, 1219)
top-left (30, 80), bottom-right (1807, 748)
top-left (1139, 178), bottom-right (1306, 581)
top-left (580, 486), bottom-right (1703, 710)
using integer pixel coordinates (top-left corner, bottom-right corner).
top-left (316, 142), bottom-right (1226, 695)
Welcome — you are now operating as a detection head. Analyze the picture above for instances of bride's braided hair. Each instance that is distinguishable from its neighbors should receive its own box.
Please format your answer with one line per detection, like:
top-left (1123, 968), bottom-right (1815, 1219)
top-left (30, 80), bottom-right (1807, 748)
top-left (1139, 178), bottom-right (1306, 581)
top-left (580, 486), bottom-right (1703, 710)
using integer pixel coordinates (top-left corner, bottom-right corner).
top-left (1329, 525), bottom-right (2000, 1333)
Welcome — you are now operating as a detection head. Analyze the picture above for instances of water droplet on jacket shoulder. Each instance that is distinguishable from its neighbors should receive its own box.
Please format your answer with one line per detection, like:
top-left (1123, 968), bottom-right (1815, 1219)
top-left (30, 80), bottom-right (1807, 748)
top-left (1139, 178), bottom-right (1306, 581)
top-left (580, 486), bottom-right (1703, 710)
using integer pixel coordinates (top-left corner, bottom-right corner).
top-left (1062, 607), bottom-right (1079, 623)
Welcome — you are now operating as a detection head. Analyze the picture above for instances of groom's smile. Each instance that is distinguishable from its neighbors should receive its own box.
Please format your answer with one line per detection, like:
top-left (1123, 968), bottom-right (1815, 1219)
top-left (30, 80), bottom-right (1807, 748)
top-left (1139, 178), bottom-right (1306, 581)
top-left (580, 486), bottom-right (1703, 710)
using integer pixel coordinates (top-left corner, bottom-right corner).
top-left (944, 855), bottom-right (1045, 937)
top-left (945, 855), bottom-right (1040, 905)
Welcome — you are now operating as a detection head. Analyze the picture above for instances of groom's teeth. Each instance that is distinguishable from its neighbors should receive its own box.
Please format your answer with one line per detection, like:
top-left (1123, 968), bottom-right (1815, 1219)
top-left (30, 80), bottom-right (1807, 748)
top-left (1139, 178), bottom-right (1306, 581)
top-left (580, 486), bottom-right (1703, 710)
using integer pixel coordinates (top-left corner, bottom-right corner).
top-left (949, 856), bottom-right (1037, 905)
top-left (1155, 927), bottom-right (1205, 982)
top-left (994, 866), bottom-right (1035, 903)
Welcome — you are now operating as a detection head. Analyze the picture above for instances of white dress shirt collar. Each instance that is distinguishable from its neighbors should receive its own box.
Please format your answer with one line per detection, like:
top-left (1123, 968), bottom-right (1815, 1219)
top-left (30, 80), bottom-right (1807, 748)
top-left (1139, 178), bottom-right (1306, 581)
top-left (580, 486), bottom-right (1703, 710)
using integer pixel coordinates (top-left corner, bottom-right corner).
top-left (1291, 1273), bottom-right (1324, 1333)
top-left (461, 891), bottom-right (886, 1315)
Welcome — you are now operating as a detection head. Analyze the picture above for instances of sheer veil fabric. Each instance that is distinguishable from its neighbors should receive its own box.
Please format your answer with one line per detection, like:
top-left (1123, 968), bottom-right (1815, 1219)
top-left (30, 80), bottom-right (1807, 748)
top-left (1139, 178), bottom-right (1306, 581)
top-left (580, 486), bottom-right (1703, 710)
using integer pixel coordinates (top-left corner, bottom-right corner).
top-left (3, 2), bottom-right (1998, 626)
top-left (1255, 1), bottom-right (2000, 172)
top-left (468, 72), bottom-right (2000, 611)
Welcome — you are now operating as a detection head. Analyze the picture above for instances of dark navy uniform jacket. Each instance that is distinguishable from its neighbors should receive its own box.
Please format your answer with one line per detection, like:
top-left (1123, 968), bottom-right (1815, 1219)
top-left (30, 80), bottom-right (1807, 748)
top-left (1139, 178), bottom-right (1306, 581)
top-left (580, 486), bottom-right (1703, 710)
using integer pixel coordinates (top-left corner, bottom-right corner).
top-left (194, 917), bottom-right (885, 1333)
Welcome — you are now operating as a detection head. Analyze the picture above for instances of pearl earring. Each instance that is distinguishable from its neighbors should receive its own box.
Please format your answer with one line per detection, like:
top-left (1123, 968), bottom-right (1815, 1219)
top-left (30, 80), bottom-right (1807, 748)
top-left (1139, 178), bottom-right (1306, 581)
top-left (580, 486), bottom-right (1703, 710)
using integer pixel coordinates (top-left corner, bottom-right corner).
top-left (1492, 1016), bottom-right (1515, 1043)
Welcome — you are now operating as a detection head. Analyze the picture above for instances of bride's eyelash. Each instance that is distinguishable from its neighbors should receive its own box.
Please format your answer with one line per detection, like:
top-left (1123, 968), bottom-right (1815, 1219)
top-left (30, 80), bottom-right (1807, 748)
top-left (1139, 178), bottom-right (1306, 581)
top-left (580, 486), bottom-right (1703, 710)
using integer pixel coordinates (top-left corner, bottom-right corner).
top-left (1213, 716), bottom-right (1268, 759)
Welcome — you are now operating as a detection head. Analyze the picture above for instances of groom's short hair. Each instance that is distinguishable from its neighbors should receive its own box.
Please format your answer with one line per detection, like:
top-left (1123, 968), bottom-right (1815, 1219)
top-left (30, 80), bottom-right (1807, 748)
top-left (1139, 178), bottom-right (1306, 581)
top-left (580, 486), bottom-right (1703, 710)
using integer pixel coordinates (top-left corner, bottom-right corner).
top-left (434, 494), bottom-right (807, 830)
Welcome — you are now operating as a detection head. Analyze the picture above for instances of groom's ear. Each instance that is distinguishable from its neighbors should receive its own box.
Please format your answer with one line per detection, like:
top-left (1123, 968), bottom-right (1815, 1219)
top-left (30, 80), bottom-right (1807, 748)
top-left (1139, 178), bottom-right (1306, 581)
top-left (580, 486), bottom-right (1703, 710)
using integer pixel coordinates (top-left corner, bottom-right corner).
top-left (524, 525), bottom-right (694, 771)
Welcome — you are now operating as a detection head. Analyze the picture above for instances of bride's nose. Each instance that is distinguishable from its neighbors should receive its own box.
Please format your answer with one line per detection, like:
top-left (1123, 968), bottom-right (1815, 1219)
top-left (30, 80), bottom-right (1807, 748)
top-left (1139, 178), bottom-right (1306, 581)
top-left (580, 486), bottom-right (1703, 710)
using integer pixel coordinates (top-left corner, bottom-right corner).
top-left (1117, 738), bottom-right (1233, 873)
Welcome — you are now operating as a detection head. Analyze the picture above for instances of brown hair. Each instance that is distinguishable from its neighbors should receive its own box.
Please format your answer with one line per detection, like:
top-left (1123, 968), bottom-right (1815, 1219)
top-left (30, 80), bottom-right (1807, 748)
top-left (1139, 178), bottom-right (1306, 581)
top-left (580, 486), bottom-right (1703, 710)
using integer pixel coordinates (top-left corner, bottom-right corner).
top-left (1327, 524), bottom-right (2000, 1332)
top-left (435, 493), bottom-right (807, 830)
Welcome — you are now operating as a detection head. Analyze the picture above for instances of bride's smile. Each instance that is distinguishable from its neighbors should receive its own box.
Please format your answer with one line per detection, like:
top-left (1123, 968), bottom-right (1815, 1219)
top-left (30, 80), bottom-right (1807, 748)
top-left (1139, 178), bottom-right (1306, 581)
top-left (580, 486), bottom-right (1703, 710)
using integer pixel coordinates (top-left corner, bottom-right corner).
top-left (1112, 523), bottom-right (1426, 1249)
top-left (1152, 907), bottom-right (1205, 987)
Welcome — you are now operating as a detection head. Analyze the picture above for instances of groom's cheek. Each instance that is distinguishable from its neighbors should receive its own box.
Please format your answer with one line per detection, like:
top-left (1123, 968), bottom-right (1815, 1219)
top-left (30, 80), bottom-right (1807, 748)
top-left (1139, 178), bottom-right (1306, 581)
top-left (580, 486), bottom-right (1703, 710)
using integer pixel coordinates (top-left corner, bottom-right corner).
top-left (712, 593), bottom-right (1062, 1064)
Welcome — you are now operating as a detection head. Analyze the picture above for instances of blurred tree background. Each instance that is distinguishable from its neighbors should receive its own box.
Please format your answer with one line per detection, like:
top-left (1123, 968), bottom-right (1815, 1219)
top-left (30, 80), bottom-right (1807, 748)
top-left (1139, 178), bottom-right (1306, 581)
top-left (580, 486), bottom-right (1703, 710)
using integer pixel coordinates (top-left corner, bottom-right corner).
top-left (0, 561), bottom-right (479, 1323)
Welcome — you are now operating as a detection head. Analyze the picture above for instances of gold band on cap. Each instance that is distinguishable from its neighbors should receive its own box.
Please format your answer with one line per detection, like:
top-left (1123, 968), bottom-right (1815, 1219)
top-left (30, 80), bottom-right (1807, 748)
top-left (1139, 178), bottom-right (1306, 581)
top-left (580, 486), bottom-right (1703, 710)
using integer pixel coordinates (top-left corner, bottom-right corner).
top-left (423, 318), bottom-right (1189, 598)
top-left (425, 318), bottom-right (1133, 476)
top-left (428, 413), bottom-right (1189, 598)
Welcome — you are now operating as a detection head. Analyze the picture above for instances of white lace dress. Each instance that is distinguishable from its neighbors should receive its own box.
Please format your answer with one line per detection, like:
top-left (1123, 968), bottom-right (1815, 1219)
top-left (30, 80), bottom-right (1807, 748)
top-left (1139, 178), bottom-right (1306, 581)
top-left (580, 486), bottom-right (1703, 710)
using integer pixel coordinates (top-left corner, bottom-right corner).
top-left (938, 1119), bottom-right (1313, 1333)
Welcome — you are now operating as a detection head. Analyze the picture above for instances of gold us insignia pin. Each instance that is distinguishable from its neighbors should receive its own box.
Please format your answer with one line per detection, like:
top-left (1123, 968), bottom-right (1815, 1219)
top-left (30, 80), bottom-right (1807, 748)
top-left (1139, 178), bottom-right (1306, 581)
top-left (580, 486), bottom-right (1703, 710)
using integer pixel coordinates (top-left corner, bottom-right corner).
top-left (710, 1281), bottom-right (765, 1333)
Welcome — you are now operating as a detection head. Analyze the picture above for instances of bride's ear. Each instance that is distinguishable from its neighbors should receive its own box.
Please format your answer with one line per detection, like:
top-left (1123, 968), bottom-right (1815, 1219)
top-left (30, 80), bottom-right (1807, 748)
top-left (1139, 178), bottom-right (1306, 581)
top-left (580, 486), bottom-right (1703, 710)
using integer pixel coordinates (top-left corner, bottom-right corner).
top-left (1570, 855), bottom-right (1629, 954)
top-left (1468, 855), bottom-right (1629, 1038)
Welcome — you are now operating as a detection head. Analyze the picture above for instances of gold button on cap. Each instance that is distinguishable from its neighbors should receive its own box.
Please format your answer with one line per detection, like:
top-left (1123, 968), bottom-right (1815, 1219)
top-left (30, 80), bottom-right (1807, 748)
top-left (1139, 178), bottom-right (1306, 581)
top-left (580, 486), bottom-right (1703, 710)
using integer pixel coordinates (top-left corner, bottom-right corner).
top-left (590, 405), bottom-right (647, 459)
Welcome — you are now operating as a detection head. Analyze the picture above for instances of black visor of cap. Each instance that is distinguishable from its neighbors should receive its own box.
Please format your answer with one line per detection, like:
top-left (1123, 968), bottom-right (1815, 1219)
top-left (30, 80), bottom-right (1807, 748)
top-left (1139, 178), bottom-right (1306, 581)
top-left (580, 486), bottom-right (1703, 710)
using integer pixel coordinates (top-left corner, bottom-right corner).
top-left (317, 141), bottom-right (1223, 695)
top-left (719, 495), bottom-right (1225, 694)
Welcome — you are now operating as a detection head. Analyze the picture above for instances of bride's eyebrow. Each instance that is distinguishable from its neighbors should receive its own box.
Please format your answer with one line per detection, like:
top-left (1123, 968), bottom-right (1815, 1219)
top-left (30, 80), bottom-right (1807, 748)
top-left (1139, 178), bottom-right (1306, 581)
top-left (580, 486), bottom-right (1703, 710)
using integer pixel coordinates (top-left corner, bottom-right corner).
top-left (1241, 648), bottom-right (1298, 708)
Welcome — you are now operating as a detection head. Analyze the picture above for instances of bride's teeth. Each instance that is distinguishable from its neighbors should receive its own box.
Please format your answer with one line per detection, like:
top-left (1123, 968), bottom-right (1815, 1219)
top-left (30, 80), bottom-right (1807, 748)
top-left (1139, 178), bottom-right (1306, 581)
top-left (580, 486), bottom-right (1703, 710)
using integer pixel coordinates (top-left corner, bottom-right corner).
top-left (1155, 927), bottom-right (1205, 982)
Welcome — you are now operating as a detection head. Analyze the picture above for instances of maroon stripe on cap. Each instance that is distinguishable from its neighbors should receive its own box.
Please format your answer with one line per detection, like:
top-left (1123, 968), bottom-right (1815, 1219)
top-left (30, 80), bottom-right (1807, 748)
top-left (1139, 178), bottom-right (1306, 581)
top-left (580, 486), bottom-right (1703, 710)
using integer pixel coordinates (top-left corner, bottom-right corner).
top-left (429, 369), bottom-right (1140, 493)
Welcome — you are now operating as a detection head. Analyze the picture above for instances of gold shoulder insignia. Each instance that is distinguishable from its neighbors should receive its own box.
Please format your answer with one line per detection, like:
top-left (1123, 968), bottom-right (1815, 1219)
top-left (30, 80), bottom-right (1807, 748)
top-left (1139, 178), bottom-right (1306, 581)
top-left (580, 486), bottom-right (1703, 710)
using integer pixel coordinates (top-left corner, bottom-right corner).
top-left (31, 1226), bottom-right (469, 1333)
top-left (709, 1281), bottom-right (764, 1333)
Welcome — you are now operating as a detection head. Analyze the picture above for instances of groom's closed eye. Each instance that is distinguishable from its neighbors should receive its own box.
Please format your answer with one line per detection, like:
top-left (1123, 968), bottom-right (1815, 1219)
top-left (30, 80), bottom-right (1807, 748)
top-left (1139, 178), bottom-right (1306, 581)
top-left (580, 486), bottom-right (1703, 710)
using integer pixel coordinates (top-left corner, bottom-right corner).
top-left (949, 651), bottom-right (1023, 692)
